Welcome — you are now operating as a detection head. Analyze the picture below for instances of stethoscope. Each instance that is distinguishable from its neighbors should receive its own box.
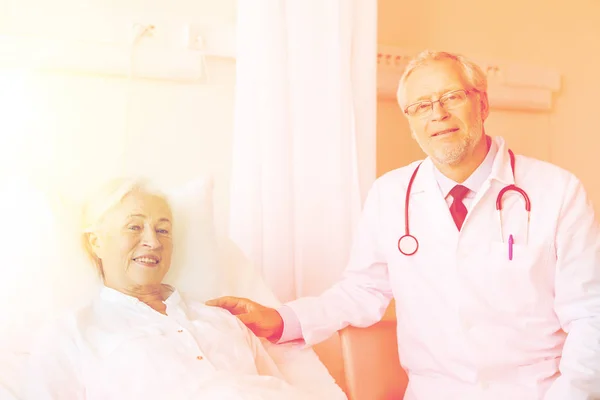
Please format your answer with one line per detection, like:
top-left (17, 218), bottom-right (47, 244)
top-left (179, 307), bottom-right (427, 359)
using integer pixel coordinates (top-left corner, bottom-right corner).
top-left (397, 149), bottom-right (532, 256)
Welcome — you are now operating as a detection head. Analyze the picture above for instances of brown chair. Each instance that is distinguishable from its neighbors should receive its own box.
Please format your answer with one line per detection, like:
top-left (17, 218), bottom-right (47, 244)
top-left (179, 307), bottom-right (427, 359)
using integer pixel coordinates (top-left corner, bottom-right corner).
top-left (338, 317), bottom-right (407, 399)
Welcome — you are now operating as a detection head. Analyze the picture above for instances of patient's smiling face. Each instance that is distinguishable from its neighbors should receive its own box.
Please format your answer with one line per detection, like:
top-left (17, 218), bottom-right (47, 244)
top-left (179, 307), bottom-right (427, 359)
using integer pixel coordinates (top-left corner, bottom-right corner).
top-left (89, 190), bottom-right (173, 292)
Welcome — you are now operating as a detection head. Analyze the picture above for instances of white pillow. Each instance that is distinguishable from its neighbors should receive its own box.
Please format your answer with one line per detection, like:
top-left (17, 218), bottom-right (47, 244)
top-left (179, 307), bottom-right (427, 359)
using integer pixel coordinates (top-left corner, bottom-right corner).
top-left (163, 176), bottom-right (224, 302)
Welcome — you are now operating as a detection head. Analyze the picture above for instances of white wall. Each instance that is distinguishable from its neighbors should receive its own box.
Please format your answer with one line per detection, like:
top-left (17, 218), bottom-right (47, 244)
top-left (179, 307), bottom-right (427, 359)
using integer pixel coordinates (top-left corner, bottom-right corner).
top-left (0, 0), bottom-right (237, 234)
top-left (377, 0), bottom-right (600, 210)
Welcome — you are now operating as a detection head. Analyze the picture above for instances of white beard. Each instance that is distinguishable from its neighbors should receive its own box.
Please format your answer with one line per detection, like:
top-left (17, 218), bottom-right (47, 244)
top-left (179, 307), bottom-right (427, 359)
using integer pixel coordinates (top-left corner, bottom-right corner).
top-left (412, 118), bottom-right (483, 166)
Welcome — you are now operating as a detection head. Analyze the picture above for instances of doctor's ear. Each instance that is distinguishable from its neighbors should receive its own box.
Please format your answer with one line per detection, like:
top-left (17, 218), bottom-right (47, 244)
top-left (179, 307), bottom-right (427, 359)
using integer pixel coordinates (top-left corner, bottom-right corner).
top-left (479, 91), bottom-right (490, 121)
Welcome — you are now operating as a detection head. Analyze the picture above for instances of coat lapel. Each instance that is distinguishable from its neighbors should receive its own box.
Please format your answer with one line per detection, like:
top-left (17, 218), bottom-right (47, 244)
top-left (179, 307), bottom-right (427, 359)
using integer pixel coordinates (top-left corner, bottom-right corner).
top-left (409, 158), bottom-right (459, 247)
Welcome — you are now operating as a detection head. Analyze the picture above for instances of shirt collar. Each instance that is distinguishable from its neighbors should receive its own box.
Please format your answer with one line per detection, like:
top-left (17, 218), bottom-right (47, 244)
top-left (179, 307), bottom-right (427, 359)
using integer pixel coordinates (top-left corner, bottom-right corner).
top-left (433, 136), bottom-right (498, 198)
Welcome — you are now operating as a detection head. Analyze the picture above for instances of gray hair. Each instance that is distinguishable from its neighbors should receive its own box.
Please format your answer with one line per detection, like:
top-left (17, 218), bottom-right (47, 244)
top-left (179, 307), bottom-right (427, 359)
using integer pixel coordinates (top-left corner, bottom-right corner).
top-left (81, 177), bottom-right (168, 278)
top-left (396, 50), bottom-right (488, 111)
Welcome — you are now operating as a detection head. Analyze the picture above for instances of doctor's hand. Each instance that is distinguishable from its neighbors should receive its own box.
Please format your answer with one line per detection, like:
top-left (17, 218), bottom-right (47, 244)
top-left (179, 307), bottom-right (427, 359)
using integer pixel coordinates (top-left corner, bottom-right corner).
top-left (206, 296), bottom-right (284, 341)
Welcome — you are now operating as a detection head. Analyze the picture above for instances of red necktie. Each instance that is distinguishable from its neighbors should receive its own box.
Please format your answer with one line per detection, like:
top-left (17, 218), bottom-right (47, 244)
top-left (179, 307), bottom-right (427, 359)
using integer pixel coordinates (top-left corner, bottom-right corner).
top-left (449, 185), bottom-right (469, 231)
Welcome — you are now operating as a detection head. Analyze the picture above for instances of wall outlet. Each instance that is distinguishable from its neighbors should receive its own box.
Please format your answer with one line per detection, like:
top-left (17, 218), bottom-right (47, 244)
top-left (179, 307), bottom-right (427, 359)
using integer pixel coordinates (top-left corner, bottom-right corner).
top-left (183, 23), bottom-right (204, 50)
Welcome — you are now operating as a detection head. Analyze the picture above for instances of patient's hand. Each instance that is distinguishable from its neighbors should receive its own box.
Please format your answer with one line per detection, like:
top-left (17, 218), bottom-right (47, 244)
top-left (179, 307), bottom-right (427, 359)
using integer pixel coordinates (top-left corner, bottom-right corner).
top-left (206, 296), bottom-right (284, 341)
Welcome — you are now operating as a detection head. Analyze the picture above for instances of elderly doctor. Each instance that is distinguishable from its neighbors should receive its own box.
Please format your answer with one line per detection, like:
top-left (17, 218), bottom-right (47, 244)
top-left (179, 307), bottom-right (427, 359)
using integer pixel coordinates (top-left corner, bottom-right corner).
top-left (209, 49), bottom-right (600, 400)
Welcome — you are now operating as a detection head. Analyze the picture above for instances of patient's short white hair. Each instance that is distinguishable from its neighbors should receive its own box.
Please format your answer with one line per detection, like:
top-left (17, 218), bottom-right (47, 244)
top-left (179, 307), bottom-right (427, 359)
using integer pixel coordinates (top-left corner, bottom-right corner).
top-left (396, 50), bottom-right (488, 111)
top-left (81, 177), bottom-right (167, 278)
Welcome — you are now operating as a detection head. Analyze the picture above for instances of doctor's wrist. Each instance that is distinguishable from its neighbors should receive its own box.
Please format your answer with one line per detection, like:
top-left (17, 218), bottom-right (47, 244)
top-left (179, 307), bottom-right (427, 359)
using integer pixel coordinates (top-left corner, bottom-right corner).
top-left (266, 309), bottom-right (284, 342)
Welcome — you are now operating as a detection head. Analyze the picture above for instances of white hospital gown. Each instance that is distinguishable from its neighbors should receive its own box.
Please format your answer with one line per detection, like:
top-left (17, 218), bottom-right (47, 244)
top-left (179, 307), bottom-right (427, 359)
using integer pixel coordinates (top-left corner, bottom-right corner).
top-left (24, 287), bottom-right (322, 400)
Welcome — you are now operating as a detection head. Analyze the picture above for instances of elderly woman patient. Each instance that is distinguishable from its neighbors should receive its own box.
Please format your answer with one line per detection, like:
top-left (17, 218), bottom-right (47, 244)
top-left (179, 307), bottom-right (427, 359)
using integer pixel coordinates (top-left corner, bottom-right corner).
top-left (25, 179), bottom-right (339, 400)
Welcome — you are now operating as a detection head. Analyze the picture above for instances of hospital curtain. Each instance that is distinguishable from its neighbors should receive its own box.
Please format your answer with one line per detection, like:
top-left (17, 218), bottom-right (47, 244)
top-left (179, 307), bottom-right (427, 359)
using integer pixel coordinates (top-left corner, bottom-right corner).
top-left (229, 0), bottom-right (377, 302)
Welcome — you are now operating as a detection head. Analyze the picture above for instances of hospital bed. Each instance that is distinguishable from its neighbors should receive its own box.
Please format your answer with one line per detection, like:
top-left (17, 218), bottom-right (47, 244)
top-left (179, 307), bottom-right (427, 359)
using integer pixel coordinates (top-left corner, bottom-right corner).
top-left (0, 176), bottom-right (408, 399)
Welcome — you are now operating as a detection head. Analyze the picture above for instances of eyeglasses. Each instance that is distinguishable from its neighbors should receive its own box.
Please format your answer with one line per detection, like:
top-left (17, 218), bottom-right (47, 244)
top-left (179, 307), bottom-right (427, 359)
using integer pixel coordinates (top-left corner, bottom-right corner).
top-left (404, 89), bottom-right (478, 118)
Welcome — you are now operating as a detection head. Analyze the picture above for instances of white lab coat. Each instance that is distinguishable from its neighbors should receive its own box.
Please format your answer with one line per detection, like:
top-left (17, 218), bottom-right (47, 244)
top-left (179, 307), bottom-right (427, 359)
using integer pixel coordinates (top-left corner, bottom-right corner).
top-left (286, 136), bottom-right (600, 400)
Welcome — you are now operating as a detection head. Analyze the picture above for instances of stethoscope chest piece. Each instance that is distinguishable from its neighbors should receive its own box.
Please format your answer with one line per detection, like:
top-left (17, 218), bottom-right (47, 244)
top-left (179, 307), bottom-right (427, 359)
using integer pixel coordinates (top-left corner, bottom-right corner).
top-left (398, 234), bottom-right (419, 256)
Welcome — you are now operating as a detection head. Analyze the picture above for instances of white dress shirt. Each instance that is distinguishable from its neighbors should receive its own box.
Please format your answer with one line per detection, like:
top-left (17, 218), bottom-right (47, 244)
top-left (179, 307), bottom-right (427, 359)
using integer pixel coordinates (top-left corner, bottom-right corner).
top-left (25, 286), bottom-right (323, 400)
top-left (433, 137), bottom-right (498, 210)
